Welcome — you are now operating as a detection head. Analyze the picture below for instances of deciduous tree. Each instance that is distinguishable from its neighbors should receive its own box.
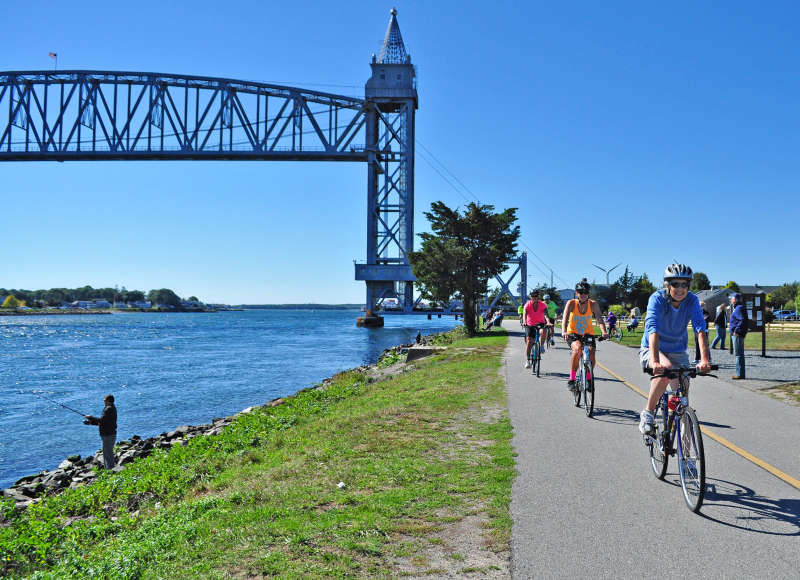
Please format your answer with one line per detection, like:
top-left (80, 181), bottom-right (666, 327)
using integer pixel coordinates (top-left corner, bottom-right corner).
top-left (2, 295), bottom-right (20, 308)
top-left (691, 272), bottom-right (711, 292)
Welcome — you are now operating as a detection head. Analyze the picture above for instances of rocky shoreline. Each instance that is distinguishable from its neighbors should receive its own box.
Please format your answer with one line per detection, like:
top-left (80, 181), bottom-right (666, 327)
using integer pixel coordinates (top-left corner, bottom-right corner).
top-left (1, 334), bottom-right (447, 511)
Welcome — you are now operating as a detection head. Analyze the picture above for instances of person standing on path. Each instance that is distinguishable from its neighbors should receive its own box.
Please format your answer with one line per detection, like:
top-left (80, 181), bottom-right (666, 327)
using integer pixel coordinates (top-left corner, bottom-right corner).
top-left (729, 293), bottom-right (748, 380)
top-left (694, 301), bottom-right (711, 362)
top-left (84, 394), bottom-right (117, 469)
top-left (711, 302), bottom-right (728, 349)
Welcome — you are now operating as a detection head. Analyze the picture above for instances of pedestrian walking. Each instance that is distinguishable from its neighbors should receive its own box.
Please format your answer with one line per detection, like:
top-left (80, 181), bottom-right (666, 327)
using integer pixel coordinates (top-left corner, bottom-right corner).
top-left (711, 302), bottom-right (727, 349)
top-left (84, 394), bottom-right (117, 469)
top-left (729, 293), bottom-right (748, 380)
top-left (694, 301), bottom-right (711, 362)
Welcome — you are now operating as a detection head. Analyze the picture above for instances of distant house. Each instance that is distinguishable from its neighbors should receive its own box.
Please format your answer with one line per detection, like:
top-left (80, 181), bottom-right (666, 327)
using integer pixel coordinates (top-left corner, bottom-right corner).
top-left (695, 286), bottom-right (769, 316)
top-left (92, 299), bottom-right (111, 309)
top-left (180, 300), bottom-right (205, 310)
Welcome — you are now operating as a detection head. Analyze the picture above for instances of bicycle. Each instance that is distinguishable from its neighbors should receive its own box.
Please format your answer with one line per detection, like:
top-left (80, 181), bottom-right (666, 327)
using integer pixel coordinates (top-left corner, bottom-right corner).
top-left (528, 324), bottom-right (547, 377)
top-left (544, 323), bottom-right (556, 347)
top-left (570, 334), bottom-right (605, 417)
top-left (642, 364), bottom-right (718, 513)
top-left (608, 325), bottom-right (622, 340)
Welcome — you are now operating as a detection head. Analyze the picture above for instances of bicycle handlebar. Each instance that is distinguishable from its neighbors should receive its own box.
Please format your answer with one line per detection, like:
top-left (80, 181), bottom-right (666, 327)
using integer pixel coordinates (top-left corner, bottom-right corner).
top-left (644, 364), bottom-right (719, 379)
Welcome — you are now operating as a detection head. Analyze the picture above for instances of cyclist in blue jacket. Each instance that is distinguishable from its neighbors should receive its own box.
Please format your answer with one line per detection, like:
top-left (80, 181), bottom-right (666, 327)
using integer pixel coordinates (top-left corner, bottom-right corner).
top-left (638, 263), bottom-right (711, 435)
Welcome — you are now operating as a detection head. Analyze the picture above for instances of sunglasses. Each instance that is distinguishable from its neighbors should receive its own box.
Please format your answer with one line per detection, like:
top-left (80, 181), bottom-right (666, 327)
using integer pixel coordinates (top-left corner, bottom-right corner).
top-left (576, 290), bottom-right (588, 295)
top-left (669, 281), bottom-right (689, 289)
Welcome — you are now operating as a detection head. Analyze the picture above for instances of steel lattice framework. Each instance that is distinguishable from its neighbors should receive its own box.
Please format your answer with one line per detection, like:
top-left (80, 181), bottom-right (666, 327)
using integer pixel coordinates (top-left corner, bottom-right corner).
top-left (0, 10), bottom-right (417, 316)
top-left (0, 70), bottom-right (370, 161)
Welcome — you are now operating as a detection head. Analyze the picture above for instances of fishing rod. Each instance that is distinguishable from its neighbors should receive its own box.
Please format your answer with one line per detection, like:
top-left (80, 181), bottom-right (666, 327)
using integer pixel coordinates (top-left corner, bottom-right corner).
top-left (28, 390), bottom-right (87, 417)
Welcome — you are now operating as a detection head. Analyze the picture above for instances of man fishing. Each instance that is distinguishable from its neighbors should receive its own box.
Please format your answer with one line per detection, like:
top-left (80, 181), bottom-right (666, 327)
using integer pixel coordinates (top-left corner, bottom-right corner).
top-left (83, 394), bottom-right (117, 469)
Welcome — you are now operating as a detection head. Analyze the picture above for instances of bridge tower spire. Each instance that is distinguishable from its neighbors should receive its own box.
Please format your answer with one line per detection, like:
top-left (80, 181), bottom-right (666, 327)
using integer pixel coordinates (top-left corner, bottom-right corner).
top-left (356, 7), bottom-right (418, 325)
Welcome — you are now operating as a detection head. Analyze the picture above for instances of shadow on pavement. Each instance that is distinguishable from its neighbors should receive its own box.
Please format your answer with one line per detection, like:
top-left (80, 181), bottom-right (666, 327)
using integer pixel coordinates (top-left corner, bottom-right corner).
top-left (699, 420), bottom-right (733, 429)
top-left (698, 478), bottom-right (800, 535)
top-left (589, 406), bottom-right (640, 425)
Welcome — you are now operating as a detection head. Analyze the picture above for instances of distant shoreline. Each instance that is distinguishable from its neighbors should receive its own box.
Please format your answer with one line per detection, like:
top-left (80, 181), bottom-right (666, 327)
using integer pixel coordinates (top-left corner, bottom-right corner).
top-left (0, 310), bottom-right (113, 316)
top-left (237, 304), bottom-right (362, 310)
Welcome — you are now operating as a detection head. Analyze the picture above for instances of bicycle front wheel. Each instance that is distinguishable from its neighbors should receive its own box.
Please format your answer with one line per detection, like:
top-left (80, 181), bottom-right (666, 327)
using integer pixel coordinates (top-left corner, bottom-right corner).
top-left (573, 368), bottom-right (582, 407)
top-left (535, 344), bottom-right (542, 377)
top-left (583, 364), bottom-right (594, 417)
top-left (649, 400), bottom-right (669, 479)
top-left (677, 408), bottom-right (706, 513)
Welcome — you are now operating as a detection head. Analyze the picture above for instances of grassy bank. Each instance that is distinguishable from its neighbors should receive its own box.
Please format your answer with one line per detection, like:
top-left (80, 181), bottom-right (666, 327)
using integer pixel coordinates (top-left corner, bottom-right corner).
top-left (1, 328), bottom-right (513, 578)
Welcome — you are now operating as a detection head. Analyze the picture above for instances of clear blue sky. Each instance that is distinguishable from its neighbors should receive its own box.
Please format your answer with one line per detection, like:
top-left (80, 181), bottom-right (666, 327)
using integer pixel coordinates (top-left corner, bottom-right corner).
top-left (2, 1), bottom-right (798, 304)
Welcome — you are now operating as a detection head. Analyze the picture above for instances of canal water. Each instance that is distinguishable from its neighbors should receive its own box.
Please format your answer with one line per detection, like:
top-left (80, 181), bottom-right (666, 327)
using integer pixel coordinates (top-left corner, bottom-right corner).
top-left (0, 309), bottom-right (460, 488)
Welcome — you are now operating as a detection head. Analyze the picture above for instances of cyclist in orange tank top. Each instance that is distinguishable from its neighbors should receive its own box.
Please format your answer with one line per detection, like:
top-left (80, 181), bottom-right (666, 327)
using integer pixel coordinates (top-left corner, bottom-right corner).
top-left (562, 279), bottom-right (608, 391)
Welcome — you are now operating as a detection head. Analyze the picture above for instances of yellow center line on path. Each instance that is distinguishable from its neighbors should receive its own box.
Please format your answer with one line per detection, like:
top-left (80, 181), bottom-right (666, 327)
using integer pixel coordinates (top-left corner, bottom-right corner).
top-left (596, 362), bottom-right (800, 491)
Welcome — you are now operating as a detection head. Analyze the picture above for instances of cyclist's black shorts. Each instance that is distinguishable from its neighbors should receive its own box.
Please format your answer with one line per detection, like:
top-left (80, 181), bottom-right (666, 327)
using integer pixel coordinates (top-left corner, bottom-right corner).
top-left (526, 324), bottom-right (545, 339)
top-left (567, 333), bottom-right (596, 347)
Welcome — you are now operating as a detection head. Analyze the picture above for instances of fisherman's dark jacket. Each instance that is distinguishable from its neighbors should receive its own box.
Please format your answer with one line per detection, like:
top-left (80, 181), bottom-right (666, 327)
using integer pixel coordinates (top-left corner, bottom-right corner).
top-left (87, 404), bottom-right (117, 436)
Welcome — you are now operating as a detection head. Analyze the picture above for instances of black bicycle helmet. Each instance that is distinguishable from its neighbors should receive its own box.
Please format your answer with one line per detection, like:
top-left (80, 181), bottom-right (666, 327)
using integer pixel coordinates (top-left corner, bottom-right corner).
top-left (663, 263), bottom-right (693, 281)
top-left (575, 279), bottom-right (590, 293)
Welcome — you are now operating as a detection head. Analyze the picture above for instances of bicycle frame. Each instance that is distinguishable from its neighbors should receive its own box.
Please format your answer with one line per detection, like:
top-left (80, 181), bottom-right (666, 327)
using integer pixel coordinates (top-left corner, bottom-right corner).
top-left (570, 334), bottom-right (603, 416)
top-left (529, 324), bottom-right (545, 376)
top-left (644, 364), bottom-right (717, 512)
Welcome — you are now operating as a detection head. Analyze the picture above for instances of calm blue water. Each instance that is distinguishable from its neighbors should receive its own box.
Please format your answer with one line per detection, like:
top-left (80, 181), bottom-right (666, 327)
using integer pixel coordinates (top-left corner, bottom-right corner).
top-left (0, 310), bottom-right (459, 488)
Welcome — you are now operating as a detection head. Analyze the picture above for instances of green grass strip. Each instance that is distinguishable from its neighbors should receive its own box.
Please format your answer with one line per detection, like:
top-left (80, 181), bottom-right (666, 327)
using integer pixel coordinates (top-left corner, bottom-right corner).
top-left (1, 327), bottom-right (513, 579)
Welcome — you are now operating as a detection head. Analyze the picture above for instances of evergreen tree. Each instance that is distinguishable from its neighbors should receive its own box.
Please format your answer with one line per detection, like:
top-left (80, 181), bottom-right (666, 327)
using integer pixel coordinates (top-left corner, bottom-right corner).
top-left (411, 201), bottom-right (519, 336)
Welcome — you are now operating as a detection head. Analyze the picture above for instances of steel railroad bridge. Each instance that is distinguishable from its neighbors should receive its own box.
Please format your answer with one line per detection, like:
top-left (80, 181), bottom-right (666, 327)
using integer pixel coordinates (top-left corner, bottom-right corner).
top-left (1, 9), bottom-right (421, 324)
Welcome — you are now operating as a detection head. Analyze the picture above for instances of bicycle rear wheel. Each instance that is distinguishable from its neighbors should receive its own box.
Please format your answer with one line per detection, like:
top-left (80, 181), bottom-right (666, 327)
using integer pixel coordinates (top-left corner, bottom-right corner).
top-left (677, 408), bottom-right (705, 512)
top-left (649, 400), bottom-right (669, 479)
top-left (583, 364), bottom-right (594, 417)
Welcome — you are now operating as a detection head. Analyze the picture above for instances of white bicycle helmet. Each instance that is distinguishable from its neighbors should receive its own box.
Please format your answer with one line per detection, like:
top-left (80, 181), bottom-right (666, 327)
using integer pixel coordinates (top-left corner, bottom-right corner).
top-left (663, 263), bottom-right (693, 281)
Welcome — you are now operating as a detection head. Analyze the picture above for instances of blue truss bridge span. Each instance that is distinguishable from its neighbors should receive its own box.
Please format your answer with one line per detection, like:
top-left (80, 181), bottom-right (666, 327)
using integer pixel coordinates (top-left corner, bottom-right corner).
top-left (0, 9), bottom-right (487, 322)
top-left (0, 70), bottom-right (370, 162)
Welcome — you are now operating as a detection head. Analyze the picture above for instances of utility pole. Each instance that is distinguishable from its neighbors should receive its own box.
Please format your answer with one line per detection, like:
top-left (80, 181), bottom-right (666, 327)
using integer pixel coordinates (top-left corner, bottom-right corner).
top-left (593, 262), bottom-right (622, 285)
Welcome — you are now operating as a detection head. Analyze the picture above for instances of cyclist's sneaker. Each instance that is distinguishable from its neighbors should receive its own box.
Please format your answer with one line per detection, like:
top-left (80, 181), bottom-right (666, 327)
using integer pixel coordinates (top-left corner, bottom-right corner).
top-left (566, 379), bottom-right (576, 391)
top-left (639, 410), bottom-right (655, 434)
top-left (550, 339), bottom-right (555, 346)
top-left (524, 361), bottom-right (531, 369)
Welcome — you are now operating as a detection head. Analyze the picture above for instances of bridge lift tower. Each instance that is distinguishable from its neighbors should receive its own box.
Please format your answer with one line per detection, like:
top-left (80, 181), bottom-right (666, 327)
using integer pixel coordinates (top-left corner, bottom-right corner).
top-left (355, 9), bottom-right (418, 326)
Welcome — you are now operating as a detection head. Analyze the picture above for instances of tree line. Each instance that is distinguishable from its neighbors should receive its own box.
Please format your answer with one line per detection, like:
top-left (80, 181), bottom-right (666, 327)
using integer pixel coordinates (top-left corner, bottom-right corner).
top-left (0, 286), bottom-right (195, 308)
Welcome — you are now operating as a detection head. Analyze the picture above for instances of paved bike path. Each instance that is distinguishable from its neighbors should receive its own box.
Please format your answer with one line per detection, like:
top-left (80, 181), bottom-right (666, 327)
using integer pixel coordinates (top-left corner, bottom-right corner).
top-left (503, 321), bottom-right (800, 578)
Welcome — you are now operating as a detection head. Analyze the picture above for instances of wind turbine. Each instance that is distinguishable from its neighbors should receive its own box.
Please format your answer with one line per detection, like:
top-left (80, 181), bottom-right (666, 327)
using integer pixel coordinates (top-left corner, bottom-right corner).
top-left (593, 262), bottom-right (622, 285)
